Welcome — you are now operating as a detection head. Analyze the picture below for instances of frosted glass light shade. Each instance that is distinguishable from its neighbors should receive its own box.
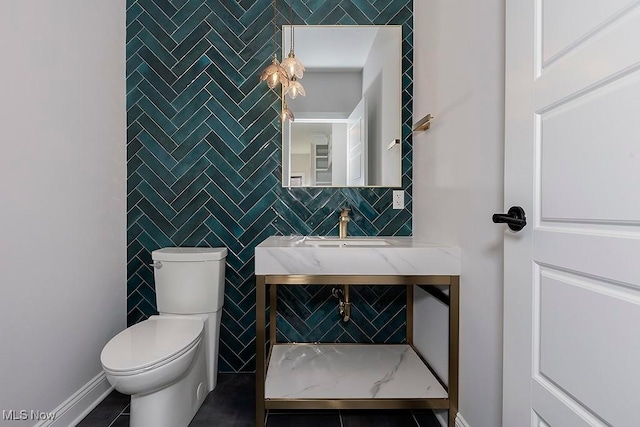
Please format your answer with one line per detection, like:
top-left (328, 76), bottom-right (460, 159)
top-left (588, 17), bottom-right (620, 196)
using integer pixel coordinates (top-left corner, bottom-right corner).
top-left (285, 77), bottom-right (305, 99)
top-left (282, 52), bottom-right (305, 79)
top-left (282, 102), bottom-right (295, 122)
top-left (260, 56), bottom-right (290, 90)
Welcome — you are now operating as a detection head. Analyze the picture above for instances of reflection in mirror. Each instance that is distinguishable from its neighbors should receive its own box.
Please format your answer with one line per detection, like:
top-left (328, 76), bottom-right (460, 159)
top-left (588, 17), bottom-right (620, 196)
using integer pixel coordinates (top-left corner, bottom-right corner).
top-left (281, 26), bottom-right (402, 188)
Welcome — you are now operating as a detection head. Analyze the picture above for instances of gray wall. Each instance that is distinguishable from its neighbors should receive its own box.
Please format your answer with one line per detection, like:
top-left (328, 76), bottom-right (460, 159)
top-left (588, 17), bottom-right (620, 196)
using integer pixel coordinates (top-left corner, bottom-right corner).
top-left (412, 0), bottom-right (505, 426)
top-left (289, 71), bottom-right (363, 117)
top-left (362, 28), bottom-right (402, 187)
top-left (0, 0), bottom-right (126, 423)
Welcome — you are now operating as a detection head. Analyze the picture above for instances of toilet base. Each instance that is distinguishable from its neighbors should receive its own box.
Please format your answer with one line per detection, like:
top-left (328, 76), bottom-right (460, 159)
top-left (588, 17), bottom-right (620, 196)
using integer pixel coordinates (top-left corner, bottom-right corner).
top-left (130, 341), bottom-right (209, 427)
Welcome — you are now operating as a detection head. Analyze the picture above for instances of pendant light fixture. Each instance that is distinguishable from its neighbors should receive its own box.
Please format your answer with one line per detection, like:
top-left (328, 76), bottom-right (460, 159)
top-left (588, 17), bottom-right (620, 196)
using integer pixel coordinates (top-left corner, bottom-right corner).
top-left (282, 0), bottom-right (305, 105)
top-left (285, 76), bottom-right (305, 99)
top-left (260, 55), bottom-right (290, 89)
top-left (259, 0), bottom-right (289, 90)
top-left (282, 98), bottom-right (295, 122)
top-left (281, 24), bottom-right (305, 80)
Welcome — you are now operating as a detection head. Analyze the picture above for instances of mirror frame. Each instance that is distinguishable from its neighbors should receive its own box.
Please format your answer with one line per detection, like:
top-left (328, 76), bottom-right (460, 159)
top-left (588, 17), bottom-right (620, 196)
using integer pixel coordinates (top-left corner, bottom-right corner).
top-left (280, 25), bottom-right (403, 189)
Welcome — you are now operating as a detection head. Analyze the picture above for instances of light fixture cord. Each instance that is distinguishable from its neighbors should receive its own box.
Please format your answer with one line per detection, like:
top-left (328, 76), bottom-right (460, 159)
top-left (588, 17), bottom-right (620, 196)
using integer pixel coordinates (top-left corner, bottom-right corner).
top-left (272, 0), bottom-right (278, 59)
top-left (290, 0), bottom-right (295, 54)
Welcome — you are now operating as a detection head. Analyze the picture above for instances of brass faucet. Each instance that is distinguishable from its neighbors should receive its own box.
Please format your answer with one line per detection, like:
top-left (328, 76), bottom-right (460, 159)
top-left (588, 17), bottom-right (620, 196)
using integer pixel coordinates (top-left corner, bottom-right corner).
top-left (339, 208), bottom-right (350, 239)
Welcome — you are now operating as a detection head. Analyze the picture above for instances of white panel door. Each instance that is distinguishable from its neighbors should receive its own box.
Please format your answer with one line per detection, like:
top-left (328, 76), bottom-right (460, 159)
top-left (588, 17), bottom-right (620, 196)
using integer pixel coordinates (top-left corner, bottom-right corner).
top-left (503, 1), bottom-right (640, 426)
top-left (347, 97), bottom-right (367, 186)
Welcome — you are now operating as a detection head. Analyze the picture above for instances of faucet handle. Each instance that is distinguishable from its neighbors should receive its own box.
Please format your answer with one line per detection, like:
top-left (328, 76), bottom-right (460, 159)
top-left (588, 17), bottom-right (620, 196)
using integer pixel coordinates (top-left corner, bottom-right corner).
top-left (338, 208), bottom-right (350, 238)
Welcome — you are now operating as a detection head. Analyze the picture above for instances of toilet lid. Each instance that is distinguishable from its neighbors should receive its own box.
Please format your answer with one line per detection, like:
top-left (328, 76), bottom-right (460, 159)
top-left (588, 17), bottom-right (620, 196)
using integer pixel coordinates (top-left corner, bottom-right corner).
top-left (152, 247), bottom-right (227, 261)
top-left (101, 317), bottom-right (203, 373)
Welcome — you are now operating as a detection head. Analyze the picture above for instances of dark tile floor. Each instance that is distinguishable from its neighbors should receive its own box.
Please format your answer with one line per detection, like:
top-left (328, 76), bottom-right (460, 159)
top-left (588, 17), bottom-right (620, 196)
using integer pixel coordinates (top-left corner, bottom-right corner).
top-left (78, 374), bottom-right (442, 426)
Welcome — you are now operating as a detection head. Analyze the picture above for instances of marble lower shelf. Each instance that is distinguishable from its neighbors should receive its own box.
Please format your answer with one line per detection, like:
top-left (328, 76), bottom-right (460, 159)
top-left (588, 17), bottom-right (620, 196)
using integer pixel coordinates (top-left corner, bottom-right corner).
top-left (265, 344), bottom-right (447, 400)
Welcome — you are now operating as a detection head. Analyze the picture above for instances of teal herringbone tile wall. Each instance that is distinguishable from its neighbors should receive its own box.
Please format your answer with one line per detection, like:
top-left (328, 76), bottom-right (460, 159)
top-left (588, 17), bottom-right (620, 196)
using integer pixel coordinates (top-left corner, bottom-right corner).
top-left (127, 0), bottom-right (413, 372)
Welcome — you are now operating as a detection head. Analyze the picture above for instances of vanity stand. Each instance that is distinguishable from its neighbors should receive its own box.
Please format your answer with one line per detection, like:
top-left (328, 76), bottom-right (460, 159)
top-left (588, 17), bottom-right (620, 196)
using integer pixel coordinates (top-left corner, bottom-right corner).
top-left (255, 274), bottom-right (459, 427)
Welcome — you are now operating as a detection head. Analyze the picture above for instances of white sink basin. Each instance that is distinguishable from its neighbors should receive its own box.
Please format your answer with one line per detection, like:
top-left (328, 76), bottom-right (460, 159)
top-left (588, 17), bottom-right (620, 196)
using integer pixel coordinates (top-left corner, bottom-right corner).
top-left (302, 237), bottom-right (390, 247)
top-left (255, 236), bottom-right (461, 276)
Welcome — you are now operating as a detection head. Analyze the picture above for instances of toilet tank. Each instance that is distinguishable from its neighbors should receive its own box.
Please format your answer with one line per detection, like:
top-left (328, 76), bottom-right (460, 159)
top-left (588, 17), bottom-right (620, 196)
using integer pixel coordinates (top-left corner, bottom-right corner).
top-left (151, 247), bottom-right (227, 314)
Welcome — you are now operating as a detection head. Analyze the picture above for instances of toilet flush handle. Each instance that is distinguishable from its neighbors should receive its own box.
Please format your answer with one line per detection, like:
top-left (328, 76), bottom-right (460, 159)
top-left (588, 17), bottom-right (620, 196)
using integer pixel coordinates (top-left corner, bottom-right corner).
top-left (149, 261), bottom-right (162, 269)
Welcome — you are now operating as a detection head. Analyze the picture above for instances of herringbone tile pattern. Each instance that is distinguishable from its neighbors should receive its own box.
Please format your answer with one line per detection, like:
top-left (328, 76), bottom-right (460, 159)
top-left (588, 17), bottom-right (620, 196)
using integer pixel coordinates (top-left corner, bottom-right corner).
top-left (276, 285), bottom-right (408, 344)
top-left (127, 0), bottom-right (413, 372)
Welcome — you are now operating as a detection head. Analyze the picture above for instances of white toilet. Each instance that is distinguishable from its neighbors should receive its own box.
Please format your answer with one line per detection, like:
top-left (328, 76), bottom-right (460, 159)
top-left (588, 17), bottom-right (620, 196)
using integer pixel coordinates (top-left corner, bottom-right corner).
top-left (101, 247), bottom-right (227, 427)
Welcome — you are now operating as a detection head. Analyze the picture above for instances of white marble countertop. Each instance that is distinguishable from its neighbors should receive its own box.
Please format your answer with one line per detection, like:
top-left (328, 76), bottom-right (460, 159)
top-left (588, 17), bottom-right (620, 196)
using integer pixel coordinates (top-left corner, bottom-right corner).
top-left (265, 344), bottom-right (447, 399)
top-left (255, 236), bottom-right (460, 275)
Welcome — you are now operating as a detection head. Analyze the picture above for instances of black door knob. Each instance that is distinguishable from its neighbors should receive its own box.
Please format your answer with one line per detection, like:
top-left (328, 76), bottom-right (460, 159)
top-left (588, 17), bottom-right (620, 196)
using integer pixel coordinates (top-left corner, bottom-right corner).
top-left (492, 206), bottom-right (527, 232)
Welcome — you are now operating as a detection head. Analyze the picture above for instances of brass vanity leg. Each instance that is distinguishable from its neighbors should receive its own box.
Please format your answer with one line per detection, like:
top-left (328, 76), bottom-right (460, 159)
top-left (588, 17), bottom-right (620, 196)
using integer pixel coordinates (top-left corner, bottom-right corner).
top-left (270, 285), bottom-right (277, 345)
top-left (256, 276), bottom-right (266, 427)
top-left (406, 285), bottom-right (414, 345)
top-left (448, 276), bottom-right (460, 426)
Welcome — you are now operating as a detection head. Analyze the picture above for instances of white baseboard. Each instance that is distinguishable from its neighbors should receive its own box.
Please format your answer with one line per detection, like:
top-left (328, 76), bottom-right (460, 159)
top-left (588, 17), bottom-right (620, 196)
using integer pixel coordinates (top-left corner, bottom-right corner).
top-left (455, 413), bottom-right (470, 427)
top-left (33, 372), bottom-right (113, 427)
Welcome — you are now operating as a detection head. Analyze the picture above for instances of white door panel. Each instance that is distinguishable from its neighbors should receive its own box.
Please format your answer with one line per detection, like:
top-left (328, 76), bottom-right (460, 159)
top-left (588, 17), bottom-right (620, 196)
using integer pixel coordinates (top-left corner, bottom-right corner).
top-left (348, 152), bottom-right (362, 182)
top-left (536, 269), bottom-right (640, 425)
top-left (542, 0), bottom-right (636, 65)
top-left (504, 0), bottom-right (640, 425)
top-left (536, 4), bottom-right (640, 110)
top-left (347, 97), bottom-right (366, 186)
top-left (534, 230), bottom-right (640, 287)
top-left (532, 381), bottom-right (605, 427)
top-left (540, 71), bottom-right (640, 222)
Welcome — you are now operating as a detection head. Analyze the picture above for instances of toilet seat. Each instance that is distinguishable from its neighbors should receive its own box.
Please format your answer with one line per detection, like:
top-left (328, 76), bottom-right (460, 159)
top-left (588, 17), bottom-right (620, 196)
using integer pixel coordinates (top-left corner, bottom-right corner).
top-left (101, 317), bottom-right (203, 375)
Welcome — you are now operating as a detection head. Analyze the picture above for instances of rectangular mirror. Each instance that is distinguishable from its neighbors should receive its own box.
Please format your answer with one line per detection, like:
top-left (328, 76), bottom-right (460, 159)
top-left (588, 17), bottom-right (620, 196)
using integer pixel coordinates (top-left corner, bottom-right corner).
top-left (281, 26), bottom-right (402, 188)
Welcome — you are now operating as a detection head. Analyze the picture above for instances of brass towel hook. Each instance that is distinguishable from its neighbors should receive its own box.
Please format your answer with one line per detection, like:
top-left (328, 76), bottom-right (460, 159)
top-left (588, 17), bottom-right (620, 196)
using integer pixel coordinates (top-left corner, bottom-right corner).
top-left (413, 113), bottom-right (434, 132)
